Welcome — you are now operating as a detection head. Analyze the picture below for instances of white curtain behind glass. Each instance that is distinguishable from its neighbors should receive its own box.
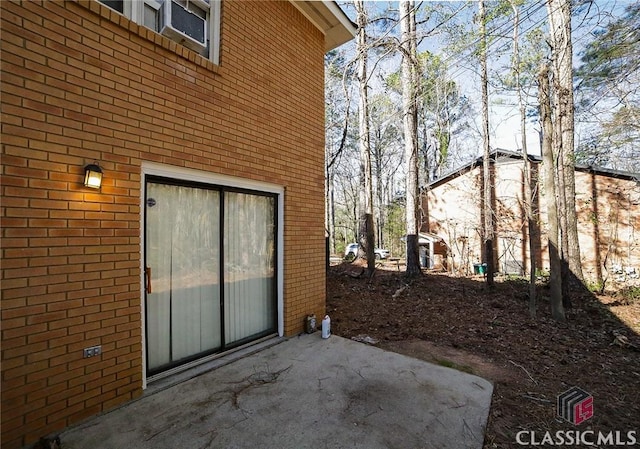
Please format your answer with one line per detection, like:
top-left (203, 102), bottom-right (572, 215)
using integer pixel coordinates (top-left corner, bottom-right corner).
top-left (224, 192), bottom-right (276, 344)
top-left (146, 183), bottom-right (221, 371)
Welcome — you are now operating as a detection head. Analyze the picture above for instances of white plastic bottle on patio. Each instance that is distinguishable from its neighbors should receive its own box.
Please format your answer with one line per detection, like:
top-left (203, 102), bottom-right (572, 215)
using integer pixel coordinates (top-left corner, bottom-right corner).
top-left (321, 315), bottom-right (331, 339)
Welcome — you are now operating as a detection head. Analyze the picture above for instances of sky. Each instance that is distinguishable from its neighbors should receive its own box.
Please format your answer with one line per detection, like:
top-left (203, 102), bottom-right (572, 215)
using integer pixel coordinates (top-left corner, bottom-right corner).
top-left (335, 0), bottom-right (632, 159)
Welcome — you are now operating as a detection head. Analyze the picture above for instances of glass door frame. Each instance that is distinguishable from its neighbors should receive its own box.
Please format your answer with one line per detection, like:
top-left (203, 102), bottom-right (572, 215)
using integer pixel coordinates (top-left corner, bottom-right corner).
top-left (140, 162), bottom-right (284, 387)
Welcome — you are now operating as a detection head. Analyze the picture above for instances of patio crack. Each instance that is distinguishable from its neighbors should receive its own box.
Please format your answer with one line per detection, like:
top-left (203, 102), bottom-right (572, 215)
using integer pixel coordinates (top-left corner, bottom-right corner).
top-left (227, 364), bottom-right (292, 409)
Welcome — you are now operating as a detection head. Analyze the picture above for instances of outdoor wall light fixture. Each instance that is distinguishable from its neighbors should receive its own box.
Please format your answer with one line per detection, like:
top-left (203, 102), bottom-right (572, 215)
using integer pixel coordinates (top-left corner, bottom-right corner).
top-left (84, 163), bottom-right (103, 189)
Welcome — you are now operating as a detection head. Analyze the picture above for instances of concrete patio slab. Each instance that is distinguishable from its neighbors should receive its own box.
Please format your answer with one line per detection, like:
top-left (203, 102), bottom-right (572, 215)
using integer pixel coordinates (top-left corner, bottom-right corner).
top-left (60, 334), bottom-right (493, 449)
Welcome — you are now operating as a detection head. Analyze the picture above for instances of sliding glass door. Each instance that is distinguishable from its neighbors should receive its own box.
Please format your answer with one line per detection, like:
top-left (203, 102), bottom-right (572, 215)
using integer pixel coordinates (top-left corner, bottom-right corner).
top-left (145, 178), bottom-right (277, 376)
top-left (224, 192), bottom-right (276, 345)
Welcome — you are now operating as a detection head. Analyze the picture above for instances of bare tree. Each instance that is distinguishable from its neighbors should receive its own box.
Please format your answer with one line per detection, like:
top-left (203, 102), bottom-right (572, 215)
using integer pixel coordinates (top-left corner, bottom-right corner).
top-left (547, 0), bottom-right (583, 287)
top-left (509, 0), bottom-right (537, 316)
top-left (539, 64), bottom-right (565, 321)
top-left (370, 94), bottom-right (404, 252)
top-left (478, 0), bottom-right (494, 286)
top-left (400, 0), bottom-right (421, 276)
top-left (325, 49), bottom-right (355, 256)
top-left (354, 0), bottom-right (376, 275)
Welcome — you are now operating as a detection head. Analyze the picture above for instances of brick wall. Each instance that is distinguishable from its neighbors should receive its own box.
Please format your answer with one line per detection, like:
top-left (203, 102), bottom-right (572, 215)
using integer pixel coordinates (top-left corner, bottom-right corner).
top-left (426, 169), bottom-right (484, 274)
top-left (574, 170), bottom-right (640, 283)
top-left (425, 160), bottom-right (640, 283)
top-left (1, 1), bottom-right (327, 447)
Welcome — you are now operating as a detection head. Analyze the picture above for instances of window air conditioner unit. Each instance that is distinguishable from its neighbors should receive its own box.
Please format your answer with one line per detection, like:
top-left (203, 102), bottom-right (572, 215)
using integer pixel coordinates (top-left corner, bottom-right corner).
top-left (160, 0), bottom-right (207, 53)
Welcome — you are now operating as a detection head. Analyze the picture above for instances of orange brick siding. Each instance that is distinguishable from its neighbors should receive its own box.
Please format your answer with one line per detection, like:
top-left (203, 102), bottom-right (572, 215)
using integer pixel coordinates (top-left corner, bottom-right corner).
top-left (425, 159), bottom-right (640, 284)
top-left (1, 1), bottom-right (327, 447)
top-left (573, 169), bottom-right (640, 283)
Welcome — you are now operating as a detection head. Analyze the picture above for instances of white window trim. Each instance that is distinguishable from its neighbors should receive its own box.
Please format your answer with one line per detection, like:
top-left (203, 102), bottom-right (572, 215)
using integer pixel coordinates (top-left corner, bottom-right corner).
top-left (101, 0), bottom-right (220, 65)
top-left (207, 0), bottom-right (221, 64)
top-left (139, 162), bottom-right (285, 389)
top-left (130, 0), bottom-right (161, 24)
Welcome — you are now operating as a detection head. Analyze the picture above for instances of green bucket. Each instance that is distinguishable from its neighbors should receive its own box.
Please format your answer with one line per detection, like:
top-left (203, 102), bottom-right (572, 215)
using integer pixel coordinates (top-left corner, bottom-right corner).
top-left (474, 263), bottom-right (487, 274)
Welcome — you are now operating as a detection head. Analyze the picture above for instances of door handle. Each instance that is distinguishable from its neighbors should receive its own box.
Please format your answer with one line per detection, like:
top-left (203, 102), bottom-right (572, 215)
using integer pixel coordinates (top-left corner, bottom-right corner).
top-left (145, 266), bottom-right (152, 294)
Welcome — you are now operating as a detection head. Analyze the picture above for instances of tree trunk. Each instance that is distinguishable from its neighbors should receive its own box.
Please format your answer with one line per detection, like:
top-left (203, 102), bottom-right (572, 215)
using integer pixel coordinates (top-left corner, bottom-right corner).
top-left (539, 64), bottom-right (565, 321)
top-left (479, 0), bottom-right (494, 287)
top-left (510, 0), bottom-right (537, 317)
top-left (400, 0), bottom-right (421, 277)
top-left (326, 169), bottom-right (336, 256)
top-left (556, 154), bottom-right (572, 307)
top-left (355, 0), bottom-right (376, 276)
top-left (547, 0), bottom-right (583, 286)
top-left (375, 143), bottom-right (384, 249)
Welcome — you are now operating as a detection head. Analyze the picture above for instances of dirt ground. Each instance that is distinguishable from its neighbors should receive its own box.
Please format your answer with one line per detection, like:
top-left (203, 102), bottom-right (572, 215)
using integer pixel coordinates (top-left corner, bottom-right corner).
top-left (326, 261), bottom-right (640, 448)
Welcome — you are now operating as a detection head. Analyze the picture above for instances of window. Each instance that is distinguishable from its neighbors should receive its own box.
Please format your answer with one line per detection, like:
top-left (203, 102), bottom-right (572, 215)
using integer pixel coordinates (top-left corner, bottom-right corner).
top-left (142, 0), bottom-right (161, 31)
top-left (98, 0), bottom-right (220, 64)
top-left (100, 0), bottom-right (124, 13)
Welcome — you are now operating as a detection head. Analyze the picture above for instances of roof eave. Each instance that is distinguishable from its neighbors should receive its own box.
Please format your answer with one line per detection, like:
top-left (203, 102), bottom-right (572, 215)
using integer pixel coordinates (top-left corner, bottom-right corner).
top-left (428, 148), bottom-right (640, 189)
top-left (290, 1), bottom-right (357, 52)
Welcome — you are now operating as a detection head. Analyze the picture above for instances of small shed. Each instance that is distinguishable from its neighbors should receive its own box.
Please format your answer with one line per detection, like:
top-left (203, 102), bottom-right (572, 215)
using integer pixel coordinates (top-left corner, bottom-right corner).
top-left (402, 233), bottom-right (448, 269)
top-left (418, 233), bottom-right (448, 269)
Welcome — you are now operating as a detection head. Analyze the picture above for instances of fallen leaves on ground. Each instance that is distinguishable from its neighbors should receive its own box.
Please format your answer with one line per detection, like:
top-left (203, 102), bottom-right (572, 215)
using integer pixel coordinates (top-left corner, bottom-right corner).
top-left (326, 262), bottom-right (640, 448)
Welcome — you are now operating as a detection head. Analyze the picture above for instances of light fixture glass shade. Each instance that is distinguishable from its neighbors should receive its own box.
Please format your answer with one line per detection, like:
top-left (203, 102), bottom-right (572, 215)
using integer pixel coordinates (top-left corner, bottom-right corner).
top-left (84, 164), bottom-right (103, 189)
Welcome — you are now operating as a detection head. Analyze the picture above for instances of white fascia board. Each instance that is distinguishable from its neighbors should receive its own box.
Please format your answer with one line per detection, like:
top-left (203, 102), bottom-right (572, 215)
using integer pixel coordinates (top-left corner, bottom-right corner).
top-left (290, 1), bottom-right (356, 52)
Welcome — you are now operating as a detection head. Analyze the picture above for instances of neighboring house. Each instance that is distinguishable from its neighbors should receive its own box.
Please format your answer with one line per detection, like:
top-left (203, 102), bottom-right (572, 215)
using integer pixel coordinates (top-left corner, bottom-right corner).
top-left (0, 1), bottom-right (355, 447)
top-left (423, 150), bottom-right (640, 284)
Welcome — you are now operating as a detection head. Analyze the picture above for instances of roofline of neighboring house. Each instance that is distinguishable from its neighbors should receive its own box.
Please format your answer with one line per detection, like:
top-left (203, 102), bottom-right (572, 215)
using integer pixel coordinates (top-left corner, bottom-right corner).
top-left (290, 1), bottom-right (357, 52)
top-left (427, 148), bottom-right (640, 190)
